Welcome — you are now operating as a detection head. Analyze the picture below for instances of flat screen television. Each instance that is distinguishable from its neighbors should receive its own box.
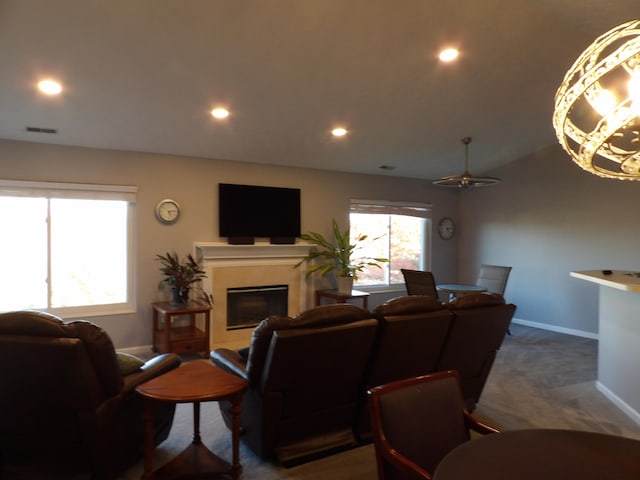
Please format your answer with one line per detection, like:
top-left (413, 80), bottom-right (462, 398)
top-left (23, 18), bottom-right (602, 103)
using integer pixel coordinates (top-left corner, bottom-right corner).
top-left (218, 183), bottom-right (301, 244)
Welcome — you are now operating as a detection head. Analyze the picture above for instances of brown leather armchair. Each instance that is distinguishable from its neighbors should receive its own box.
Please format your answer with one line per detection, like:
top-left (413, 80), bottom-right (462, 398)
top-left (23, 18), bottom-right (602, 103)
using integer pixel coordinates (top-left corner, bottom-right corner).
top-left (0, 310), bottom-right (181, 479)
top-left (437, 293), bottom-right (516, 411)
top-left (210, 303), bottom-right (378, 466)
top-left (357, 295), bottom-right (454, 439)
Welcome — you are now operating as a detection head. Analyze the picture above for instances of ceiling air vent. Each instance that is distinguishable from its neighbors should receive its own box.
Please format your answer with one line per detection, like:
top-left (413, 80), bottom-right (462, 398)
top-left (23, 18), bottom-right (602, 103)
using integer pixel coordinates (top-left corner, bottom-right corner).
top-left (26, 126), bottom-right (57, 134)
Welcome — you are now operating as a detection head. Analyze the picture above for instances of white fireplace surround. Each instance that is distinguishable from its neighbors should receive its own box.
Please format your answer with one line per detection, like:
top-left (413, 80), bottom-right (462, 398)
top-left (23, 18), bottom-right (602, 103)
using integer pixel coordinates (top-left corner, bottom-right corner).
top-left (194, 242), bottom-right (313, 348)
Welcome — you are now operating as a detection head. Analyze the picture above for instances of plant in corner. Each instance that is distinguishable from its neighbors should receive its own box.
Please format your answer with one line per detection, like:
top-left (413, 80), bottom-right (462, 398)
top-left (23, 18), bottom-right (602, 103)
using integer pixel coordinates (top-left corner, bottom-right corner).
top-left (156, 251), bottom-right (211, 305)
top-left (295, 219), bottom-right (388, 293)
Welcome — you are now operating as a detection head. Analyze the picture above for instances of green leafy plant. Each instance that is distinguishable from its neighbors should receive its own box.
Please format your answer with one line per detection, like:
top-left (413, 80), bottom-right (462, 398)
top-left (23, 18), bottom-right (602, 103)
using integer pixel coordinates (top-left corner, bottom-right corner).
top-left (156, 252), bottom-right (211, 304)
top-left (295, 219), bottom-right (388, 280)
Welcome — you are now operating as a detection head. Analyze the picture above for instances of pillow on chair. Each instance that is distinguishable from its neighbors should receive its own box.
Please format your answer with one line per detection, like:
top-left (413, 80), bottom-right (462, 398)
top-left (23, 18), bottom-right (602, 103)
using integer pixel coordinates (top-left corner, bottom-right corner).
top-left (116, 352), bottom-right (146, 376)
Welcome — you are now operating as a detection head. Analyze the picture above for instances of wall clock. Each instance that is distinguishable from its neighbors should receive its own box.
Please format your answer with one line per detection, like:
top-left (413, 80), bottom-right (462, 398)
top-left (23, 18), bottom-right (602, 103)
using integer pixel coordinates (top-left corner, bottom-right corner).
top-left (437, 217), bottom-right (455, 240)
top-left (155, 199), bottom-right (181, 225)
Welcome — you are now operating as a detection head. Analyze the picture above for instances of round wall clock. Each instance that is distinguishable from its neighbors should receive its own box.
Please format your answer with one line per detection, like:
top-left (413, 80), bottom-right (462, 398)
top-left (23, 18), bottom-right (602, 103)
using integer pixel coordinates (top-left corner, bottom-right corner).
top-left (437, 217), bottom-right (455, 240)
top-left (155, 199), bottom-right (181, 225)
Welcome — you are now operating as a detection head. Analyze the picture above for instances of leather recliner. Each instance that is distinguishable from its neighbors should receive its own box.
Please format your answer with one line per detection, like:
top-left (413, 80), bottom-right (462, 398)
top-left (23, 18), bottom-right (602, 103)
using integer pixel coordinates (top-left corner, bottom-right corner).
top-left (437, 293), bottom-right (516, 410)
top-left (210, 303), bottom-right (378, 466)
top-left (0, 310), bottom-right (182, 479)
top-left (356, 295), bottom-right (454, 439)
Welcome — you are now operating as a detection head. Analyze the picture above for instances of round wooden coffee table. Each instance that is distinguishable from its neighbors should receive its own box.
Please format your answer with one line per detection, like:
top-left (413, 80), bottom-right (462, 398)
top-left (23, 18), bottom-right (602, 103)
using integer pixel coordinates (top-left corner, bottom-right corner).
top-left (136, 359), bottom-right (248, 480)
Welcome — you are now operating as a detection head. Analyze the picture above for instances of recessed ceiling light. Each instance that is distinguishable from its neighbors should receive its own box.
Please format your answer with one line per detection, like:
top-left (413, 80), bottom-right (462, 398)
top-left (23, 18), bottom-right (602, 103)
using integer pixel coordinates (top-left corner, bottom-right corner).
top-left (211, 107), bottom-right (229, 119)
top-left (332, 127), bottom-right (347, 137)
top-left (37, 79), bottom-right (62, 95)
top-left (439, 48), bottom-right (459, 62)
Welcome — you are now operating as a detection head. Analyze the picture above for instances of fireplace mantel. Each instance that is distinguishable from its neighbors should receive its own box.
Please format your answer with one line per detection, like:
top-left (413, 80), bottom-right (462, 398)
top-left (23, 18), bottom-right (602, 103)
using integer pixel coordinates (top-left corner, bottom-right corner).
top-left (194, 241), bottom-right (313, 262)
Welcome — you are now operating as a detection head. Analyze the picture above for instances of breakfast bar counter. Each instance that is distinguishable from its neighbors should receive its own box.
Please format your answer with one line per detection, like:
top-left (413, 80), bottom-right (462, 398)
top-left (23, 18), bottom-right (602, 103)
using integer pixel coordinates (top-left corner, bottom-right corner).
top-left (570, 270), bottom-right (640, 422)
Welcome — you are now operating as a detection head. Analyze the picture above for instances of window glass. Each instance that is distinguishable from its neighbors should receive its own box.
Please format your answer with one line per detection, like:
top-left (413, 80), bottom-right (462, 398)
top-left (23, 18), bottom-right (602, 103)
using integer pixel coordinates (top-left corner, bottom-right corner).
top-left (50, 199), bottom-right (128, 307)
top-left (0, 196), bottom-right (48, 310)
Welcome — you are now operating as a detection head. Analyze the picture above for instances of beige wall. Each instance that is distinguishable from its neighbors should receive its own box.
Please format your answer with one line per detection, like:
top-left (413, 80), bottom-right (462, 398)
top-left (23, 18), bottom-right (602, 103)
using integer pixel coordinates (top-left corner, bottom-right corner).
top-left (459, 143), bottom-right (640, 336)
top-left (0, 138), bottom-right (459, 348)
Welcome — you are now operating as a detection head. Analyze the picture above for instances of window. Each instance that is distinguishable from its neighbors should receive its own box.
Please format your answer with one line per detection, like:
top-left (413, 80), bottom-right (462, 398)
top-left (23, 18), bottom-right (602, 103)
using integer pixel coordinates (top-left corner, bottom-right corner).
top-left (0, 180), bottom-right (136, 317)
top-left (350, 199), bottom-right (431, 288)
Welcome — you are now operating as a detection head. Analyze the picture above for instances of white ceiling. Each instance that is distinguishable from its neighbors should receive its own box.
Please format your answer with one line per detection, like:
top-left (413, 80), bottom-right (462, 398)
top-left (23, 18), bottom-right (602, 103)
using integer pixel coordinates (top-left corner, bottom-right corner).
top-left (1, 0), bottom-right (639, 180)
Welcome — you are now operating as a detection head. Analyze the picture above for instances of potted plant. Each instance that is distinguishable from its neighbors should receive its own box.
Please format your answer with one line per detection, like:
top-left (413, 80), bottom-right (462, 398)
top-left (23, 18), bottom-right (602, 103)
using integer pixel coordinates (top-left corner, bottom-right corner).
top-left (156, 251), bottom-right (210, 305)
top-left (295, 219), bottom-right (388, 293)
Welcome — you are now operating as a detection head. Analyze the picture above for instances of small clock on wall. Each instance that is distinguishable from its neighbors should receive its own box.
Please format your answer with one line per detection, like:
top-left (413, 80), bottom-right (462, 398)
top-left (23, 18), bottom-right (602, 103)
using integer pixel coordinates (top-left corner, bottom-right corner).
top-left (155, 199), bottom-right (181, 225)
top-left (437, 217), bottom-right (455, 240)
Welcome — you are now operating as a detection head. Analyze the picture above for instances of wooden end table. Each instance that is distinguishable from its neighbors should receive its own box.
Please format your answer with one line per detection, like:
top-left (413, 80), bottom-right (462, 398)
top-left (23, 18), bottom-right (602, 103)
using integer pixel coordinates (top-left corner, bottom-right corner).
top-left (136, 360), bottom-right (248, 480)
top-left (152, 302), bottom-right (211, 357)
top-left (315, 288), bottom-right (370, 310)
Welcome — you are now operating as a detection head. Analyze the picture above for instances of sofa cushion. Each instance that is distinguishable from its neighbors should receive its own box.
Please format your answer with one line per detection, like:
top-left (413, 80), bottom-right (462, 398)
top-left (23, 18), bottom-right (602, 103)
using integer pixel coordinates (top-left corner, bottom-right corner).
top-left (373, 295), bottom-right (444, 317)
top-left (448, 293), bottom-right (505, 310)
top-left (116, 352), bottom-right (145, 376)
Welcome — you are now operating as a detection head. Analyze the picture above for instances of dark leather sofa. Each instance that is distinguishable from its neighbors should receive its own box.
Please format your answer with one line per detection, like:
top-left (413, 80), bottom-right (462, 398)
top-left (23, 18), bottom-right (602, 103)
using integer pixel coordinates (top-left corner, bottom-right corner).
top-left (0, 310), bottom-right (182, 479)
top-left (211, 294), bottom-right (515, 465)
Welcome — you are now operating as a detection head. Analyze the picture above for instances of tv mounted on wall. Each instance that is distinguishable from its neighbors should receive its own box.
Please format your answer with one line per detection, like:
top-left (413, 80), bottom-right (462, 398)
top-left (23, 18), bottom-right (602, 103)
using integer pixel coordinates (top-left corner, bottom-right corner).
top-left (218, 183), bottom-right (301, 245)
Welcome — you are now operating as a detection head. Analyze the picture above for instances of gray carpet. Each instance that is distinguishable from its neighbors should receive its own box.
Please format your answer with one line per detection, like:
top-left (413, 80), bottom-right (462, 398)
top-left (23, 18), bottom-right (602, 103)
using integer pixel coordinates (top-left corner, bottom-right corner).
top-left (119, 324), bottom-right (640, 479)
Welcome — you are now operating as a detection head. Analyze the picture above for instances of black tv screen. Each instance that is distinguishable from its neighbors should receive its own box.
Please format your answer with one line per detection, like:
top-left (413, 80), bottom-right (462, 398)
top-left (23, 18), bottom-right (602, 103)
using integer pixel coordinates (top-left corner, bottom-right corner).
top-left (218, 183), bottom-right (301, 243)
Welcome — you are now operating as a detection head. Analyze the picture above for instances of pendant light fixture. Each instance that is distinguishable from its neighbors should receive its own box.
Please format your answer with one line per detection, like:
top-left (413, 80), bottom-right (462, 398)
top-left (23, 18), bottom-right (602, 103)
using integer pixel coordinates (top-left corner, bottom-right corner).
top-left (553, 19), bottom-right (640, 180)
top-left (433, 137), bottom-right (501, 188)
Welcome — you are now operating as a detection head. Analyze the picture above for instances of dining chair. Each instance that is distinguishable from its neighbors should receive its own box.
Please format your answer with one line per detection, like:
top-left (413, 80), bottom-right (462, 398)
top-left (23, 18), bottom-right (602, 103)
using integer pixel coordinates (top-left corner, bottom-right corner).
top-left (400, 269), bottom-right (439, 300)
top-left (367, 370), bottom-right (499, 480)
top-left (475, 265), bottom-right (512, 296)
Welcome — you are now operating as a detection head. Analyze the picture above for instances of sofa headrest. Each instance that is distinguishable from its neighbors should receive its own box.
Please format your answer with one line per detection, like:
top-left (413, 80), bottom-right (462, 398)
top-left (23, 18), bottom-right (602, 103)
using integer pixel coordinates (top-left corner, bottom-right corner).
top-left (245, 303), bottom-right (370, 385)
top-left (373, 295), bottom-right (444, 317)
top-left (293, 303), bottom-right (370, 326)
top-left (0, 310), bottom-right (122, 397)
top-left (447, 293), bottom-right (505, 310)
top-left (0, 310), bottom-right (67, 336)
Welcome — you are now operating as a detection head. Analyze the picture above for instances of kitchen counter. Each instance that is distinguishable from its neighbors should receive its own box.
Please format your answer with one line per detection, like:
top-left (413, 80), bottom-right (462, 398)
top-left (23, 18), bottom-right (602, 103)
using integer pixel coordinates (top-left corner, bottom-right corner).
top-left (571, 270), bottom-right (640, 424)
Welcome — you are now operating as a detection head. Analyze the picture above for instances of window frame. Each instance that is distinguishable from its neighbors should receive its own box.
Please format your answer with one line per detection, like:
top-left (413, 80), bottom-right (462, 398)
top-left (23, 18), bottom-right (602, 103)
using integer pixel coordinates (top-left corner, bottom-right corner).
top-left (0, 179), bottom-right (137, 318)
top-left (350, 199), bottom-right (432, 292)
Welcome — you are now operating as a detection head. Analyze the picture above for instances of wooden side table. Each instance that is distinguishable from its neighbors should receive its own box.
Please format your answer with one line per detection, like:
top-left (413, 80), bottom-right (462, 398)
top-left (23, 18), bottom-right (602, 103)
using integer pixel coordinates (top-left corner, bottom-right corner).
top-left (152, 302), bottom-right (211, 357)
top-left (315, 289), bottom-right (370, 310)
top-left (136, 360), bottom-right (248, 480)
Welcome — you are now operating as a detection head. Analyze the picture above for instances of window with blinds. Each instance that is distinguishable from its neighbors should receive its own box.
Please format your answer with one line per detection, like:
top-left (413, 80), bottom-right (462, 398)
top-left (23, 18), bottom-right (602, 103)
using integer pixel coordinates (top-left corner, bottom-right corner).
top-left (0, 180), bottom-right (137, 317)
top-left (350, 199), bottom-right (431, 288)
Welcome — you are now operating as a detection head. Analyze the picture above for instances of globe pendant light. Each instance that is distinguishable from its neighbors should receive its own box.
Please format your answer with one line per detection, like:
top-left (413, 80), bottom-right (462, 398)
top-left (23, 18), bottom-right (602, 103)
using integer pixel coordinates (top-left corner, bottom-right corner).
top-left (433, 137), bottom-right (501, 188)
top-left (553, 19), bottom-right (640, 180)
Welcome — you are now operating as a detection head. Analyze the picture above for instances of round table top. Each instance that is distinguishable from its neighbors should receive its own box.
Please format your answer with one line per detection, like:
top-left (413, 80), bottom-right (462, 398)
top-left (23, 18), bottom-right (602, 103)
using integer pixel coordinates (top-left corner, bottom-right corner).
top-left (436, 283), bottom-right (486, 294)
top-left (433, 429), bottom-right (640, 480)
top-left (136, 359), bottom-right (247, 403)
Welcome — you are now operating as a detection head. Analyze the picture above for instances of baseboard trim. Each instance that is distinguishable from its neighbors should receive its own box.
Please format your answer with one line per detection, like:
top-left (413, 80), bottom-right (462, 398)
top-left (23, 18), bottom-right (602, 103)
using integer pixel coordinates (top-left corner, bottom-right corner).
top-left (511, 317), bottom-right (598, 340)
top-left (596, 381), bottom-right (640, 426)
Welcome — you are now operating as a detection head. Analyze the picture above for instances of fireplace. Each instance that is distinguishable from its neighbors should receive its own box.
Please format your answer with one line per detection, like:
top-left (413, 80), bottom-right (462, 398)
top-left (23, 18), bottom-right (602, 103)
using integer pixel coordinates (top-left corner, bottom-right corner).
top-left (227, 284), bottom-right (288, 330)
top-left (194, 242), bottom-right (313, 348)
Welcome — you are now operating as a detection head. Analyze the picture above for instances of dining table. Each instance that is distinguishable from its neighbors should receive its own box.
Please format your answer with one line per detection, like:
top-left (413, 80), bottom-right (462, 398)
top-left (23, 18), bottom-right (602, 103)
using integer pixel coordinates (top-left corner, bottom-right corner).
top-left (436, 283), bottom-right (486, 301)
top-left (432, 429), bottom-right (640, 480)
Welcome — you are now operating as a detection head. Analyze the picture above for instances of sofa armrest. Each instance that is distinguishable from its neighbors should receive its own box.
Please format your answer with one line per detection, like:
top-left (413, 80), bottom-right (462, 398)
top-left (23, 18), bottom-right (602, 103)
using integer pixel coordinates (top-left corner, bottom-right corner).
top-left (121, 353), bottom-right (182, 393)
top-left (211, 348), bottom-right (249, 381)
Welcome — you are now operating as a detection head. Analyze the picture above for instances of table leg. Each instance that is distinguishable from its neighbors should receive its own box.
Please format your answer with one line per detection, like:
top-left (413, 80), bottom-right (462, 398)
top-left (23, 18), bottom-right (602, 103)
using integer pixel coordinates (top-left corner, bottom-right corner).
top-left (229, 394), bottom-right (244, 480)
top-left (141, 399), bottom-right (154, 479)
top-left (192, 401), bottom-right (201, 444)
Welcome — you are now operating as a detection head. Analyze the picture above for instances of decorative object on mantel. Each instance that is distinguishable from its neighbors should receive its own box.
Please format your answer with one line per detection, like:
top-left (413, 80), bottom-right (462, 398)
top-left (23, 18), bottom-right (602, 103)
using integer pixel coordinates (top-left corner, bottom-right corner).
top-left (553, 19), bottom-right (640, 180)
top-left (156, 252), bottom-right (212, 305)
top-left (433, 137), bottom-right (501, 188)
top-left (295, 219), bottom-right (388, 294)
